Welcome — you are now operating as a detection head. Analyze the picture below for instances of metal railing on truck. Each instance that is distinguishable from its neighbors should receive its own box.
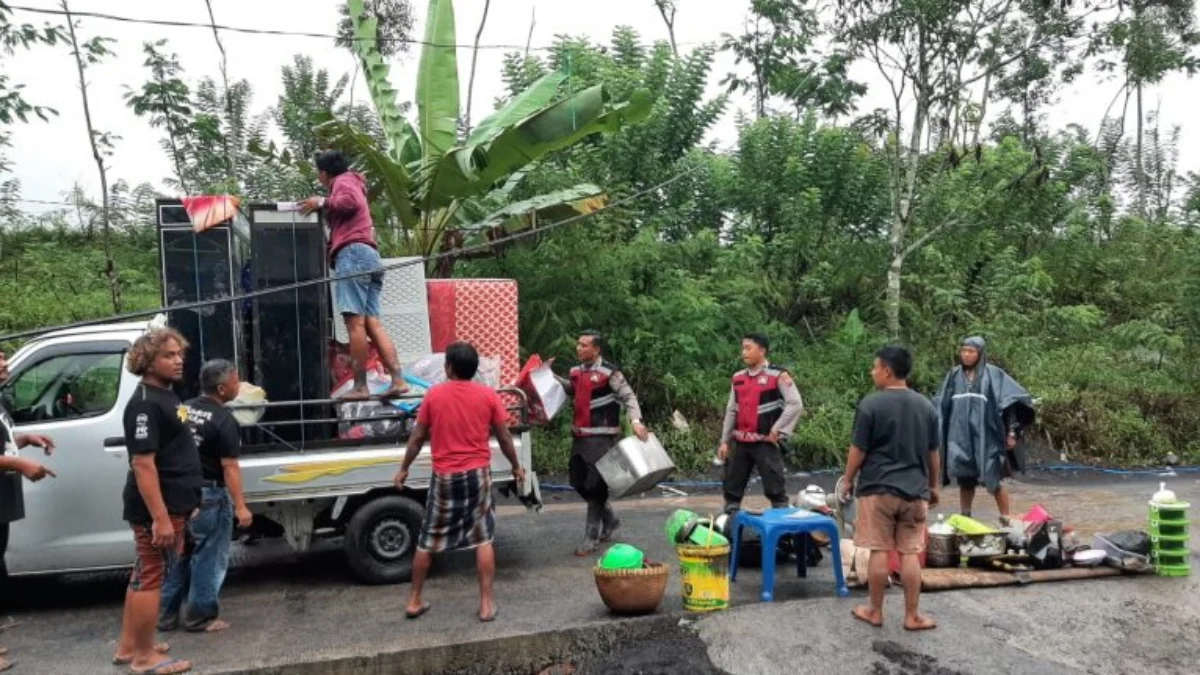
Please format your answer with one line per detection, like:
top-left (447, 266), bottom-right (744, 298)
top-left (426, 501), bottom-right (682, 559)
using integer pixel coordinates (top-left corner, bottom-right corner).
top-left (227, 387), bottom-right (530, 455)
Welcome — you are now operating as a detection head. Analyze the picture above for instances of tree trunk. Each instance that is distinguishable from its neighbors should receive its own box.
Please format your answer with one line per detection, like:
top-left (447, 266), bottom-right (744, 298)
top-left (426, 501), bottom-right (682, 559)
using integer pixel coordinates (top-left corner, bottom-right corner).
top-left (1135, 81), bottom-right (1146, 217)
top-left (63, 1), bottom-right (120, 313)
top-left (884, 29), bottom-right (931, 340)
top-left (204, 0), bottom-right (237, 189)
top-left (886, 253), bottom-right (904, 341)
top-left (655, 1), bottom-right (678, 57)
top-left (463, 0), bottom-right (492, 137)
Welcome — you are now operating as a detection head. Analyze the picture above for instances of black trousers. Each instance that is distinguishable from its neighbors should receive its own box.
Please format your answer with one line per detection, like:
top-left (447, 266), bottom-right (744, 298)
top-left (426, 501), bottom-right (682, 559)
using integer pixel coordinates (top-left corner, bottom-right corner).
top-left (723, 441), bottom-right (788, 509)
top-left (569, 453), bottom-right (610, 503)
top-left (0, 521), bottom-right (8, 580)
top-left (570, 436), bottom-right (615, 504)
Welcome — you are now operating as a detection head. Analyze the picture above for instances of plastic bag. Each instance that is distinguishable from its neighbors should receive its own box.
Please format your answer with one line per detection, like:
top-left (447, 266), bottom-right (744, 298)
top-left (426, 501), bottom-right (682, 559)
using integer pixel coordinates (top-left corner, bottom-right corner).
top-left (405, 353), bottom-right (501, 389)
top-left (1105, 531), bottom-right (1151, 556)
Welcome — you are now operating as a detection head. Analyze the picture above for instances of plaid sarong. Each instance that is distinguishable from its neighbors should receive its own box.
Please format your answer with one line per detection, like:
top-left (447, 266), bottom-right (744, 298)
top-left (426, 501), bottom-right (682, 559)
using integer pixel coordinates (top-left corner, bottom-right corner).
top-left (418, 467), bottom-right (496, 553)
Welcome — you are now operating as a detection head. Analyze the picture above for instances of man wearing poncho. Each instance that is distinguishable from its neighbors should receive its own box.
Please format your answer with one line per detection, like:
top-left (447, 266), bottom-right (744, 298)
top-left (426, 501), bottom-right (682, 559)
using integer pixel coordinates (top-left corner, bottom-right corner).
top-left (933, 337), bottom-right (1035, 525)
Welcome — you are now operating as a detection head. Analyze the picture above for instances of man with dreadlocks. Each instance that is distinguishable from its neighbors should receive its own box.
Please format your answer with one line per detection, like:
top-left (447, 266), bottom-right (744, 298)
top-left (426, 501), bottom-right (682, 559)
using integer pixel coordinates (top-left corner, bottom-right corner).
top-left (933, 337), bottom-right (1035, 525)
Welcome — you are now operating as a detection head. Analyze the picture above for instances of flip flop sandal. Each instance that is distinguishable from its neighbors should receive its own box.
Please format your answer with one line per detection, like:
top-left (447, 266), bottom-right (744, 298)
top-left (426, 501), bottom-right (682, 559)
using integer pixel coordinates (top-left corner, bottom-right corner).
top-left (129, 657), bottom-right (191, 675)
top-left (113, 643), bottom-right (171, 665)
top-left (405, 602), bottom-right (431, 620)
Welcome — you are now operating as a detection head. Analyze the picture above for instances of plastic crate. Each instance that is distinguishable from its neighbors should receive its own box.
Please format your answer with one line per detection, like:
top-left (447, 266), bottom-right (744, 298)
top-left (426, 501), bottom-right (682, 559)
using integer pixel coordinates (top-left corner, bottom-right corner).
top-left (1151, 549), bottom-right (1190, 567)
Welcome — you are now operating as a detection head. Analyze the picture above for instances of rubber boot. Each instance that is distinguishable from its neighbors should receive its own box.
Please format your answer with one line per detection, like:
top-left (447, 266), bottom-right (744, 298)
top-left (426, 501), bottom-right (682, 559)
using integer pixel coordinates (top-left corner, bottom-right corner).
top-left (599, 502), bottom-right (621, 542)
top-left (575, 501), bottom-right (603, 556)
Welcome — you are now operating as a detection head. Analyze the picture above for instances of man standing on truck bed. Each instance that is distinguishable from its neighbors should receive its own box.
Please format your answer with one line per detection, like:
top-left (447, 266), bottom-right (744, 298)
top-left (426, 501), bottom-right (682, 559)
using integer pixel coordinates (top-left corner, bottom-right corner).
top-left (557, 331), bottom-right (649, 557)
top-left (114, 329), bottom-right (201, 675)
top-left (394, 342), bottom-right (525, 623)
top-left (0, 351), bottom-right (57, 673)
top-left (159, 359), bottom-right (253, 635)
top-left (301, 149), bottom-right (408, 401)
top-left (717, 333), bottom-right (804, 513)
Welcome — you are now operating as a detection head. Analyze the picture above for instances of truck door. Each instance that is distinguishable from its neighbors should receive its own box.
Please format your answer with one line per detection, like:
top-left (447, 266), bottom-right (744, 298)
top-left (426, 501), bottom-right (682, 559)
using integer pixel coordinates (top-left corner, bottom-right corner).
top-left (2, 340), bottom-right (135, 574)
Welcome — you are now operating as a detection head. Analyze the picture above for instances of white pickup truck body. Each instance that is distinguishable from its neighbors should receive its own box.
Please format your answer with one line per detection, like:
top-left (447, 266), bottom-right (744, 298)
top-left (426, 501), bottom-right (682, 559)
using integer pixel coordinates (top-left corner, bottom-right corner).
top-left (2, 318), bottom-right (539, 584)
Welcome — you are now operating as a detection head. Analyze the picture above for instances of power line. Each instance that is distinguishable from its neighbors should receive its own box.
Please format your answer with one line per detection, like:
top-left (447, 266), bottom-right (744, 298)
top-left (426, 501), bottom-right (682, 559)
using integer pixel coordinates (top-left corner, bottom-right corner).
top-left (7, 4), bottom-right (717, 53)
top-left (0, 166), bottom-right (700, 343)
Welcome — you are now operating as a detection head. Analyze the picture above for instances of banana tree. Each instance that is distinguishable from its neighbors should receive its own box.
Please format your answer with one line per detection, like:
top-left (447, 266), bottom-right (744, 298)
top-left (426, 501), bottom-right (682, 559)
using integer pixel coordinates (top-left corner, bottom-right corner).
top-left (319, 0), bottom-right (652, 276)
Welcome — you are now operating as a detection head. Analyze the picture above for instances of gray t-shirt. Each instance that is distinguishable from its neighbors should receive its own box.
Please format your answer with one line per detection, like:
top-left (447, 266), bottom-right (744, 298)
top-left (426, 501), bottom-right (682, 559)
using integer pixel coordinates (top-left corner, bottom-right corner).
top-left (852, 388), bottom-right (940, 501)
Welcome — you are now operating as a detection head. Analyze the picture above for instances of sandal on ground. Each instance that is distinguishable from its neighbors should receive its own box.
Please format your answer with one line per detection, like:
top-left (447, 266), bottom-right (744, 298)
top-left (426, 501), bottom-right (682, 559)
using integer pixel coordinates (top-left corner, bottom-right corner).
top-left (129, 658), bottom-right (191, 675)
top-left (405, 602), bottom-right (431, 620)
top-left (112, 643), bottom-right (170, 665)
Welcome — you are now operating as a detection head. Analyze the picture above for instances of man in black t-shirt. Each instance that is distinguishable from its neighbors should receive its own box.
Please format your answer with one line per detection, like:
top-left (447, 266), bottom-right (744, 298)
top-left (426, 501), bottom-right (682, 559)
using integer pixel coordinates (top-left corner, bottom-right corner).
top-left (840, 346), bottom-right (940, 633)
top-left (159, 359), bottom-right (251, 634)
top-left (113, 329), bottom-right (199, 675)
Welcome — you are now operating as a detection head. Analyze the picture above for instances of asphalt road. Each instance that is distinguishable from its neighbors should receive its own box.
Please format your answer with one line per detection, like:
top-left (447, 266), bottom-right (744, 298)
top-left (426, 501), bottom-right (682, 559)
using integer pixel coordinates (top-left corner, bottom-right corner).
top-left (1, 472), bottom-right (1196, 674)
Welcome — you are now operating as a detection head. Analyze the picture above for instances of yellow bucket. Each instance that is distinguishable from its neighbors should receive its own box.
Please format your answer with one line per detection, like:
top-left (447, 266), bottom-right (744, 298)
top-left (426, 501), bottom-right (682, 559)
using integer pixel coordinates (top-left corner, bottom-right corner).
top-left (677, 544), bottom-right (730, 612)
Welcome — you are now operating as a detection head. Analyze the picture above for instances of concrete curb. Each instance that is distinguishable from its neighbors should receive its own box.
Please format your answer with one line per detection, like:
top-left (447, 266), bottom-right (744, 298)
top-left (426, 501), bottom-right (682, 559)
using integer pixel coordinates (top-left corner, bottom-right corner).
top-left (216, 612), bottom-right (689, 675)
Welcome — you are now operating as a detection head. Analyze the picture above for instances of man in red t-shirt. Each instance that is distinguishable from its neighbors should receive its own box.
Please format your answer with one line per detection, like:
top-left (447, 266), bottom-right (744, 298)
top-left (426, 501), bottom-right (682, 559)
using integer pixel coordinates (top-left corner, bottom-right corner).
top-left (395, 342), bottom-right (524, 623)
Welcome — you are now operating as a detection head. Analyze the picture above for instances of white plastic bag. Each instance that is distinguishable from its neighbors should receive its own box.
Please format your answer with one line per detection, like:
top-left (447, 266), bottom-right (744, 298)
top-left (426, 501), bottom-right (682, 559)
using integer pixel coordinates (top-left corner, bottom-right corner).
top-left (405, 353), bottom-right (501, 389)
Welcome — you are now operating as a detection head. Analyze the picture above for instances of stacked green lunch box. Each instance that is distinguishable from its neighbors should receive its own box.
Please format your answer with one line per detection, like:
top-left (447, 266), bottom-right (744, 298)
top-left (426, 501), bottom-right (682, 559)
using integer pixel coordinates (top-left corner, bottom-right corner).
top-left (1149, 499), bottom-right (1190, 577)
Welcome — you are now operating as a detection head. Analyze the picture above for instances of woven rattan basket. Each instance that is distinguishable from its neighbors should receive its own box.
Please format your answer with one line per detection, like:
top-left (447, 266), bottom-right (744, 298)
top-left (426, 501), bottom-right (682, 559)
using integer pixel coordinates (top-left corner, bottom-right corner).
top-left (593, 562), bottom-right (669, 616)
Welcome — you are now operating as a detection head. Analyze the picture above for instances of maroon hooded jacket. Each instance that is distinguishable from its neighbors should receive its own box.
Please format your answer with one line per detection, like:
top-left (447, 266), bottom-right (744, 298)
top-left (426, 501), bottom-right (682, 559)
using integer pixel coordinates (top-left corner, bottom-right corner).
top-left (325, 171), bottom-right (377, 261)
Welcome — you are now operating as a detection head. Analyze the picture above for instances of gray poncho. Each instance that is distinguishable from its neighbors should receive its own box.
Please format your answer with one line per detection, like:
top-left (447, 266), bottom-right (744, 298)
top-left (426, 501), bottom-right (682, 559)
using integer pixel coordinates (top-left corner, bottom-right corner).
top-left (933, 337), bottom-right (1035, 494)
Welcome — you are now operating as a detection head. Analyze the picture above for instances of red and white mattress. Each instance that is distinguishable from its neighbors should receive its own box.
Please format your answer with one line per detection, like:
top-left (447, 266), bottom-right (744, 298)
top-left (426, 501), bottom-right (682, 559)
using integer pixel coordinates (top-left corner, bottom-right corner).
top-left (426, 279), bottom-right (520, 386)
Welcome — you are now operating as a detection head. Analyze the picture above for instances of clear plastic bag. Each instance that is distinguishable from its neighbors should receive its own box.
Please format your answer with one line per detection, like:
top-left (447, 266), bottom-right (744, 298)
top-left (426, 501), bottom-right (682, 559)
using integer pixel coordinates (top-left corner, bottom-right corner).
top-left (405, 353), bottom-right (501, 389)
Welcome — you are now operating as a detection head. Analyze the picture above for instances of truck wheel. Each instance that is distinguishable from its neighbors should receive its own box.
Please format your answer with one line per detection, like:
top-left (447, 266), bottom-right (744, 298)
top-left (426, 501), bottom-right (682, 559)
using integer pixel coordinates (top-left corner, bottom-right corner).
top-left (344, 494), bottom-right (424, 585)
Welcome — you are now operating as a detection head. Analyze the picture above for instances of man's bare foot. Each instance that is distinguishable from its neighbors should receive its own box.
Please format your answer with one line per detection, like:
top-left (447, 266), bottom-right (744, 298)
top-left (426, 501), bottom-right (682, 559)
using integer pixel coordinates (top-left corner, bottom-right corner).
top-left (479, 598), bottom-right (497, 622)
top-left (204, 620), bottom-right (230, 633)
top-left (904, 614), bottom-right (937, 631)
top-left (852, 605), bottom-right (883, 627)
top-left (338, 387), bottom-right (371, 401)
top-left (379, 383), bottom-right (410, 399)
top-left (0, 655), bottom-right (11, 672)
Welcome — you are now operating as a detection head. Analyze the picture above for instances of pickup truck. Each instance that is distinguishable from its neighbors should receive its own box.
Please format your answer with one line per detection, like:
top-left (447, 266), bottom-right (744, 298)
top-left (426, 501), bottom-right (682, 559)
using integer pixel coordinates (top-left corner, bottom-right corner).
top-left (1, 316), bottom-right (541, 584)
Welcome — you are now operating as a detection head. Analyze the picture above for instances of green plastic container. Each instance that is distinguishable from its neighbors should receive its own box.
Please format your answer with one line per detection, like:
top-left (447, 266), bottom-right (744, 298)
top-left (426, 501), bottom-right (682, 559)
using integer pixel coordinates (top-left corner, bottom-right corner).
top-left (947, 514), bottom-right (999, 535)
top-left (599, 544), bottom-right (645, 570)
top-left (1148, 501), bottom-right (1191, 523)
top-left (1152, 549), bottom-right (1189, 567)
top-left (686, 524), bottom-right (730, 547)
top-left (666, 509), bottom-right (700, 546)
top-left (1148, 520), bottom-right (1189, 538)
top-left (1155, 564), bottom-right (1191, 578)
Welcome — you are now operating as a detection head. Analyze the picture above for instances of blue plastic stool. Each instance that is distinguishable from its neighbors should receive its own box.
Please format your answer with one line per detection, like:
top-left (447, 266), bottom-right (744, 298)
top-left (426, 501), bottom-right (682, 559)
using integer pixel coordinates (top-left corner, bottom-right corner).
top-left (730, 508), bottom-right (851, 602)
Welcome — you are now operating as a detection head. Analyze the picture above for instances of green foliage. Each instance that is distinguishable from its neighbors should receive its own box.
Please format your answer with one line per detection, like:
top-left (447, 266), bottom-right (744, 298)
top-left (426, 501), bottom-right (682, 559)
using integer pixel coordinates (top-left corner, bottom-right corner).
top-left (4, 11), bottom-right (1200, 475)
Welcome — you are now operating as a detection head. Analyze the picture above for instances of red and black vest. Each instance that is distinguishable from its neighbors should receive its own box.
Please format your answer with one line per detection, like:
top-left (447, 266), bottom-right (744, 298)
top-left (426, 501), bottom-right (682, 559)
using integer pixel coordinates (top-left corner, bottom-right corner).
top-left (732, 365), bottom-right (788, 443)
top-left (570, 360), bottom-right (622, 437)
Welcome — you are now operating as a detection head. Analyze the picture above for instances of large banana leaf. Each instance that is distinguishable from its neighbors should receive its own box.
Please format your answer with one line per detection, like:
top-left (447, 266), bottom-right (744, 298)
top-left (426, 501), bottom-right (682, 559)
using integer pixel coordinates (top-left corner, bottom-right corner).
top-left (416, 0), bottom-right (459, 161)
top-left (463, 183), bottom-right (607, 233)
top-left (418, 87), bottom-right (654, 208)
top-left (316, 116), bottom-right (418, 229)
top-left (348, 0), bottom-right (411, 161)
top-left (466, 70), bottom-right (567, 147)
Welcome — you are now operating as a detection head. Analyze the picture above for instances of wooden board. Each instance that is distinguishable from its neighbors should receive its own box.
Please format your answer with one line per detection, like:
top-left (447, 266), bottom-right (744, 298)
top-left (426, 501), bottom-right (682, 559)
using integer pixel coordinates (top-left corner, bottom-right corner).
top-left (921, 565), bottom-right (1123, 592)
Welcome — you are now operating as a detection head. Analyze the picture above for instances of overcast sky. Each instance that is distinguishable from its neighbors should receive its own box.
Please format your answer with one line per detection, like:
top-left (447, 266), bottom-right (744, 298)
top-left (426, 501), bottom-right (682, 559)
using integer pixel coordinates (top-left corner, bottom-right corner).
top-left (3, 0), bottom-right (1196, 211)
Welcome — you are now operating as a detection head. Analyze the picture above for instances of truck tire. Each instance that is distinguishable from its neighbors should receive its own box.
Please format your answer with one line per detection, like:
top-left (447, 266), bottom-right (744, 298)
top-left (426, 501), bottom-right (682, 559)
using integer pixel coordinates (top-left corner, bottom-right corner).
top-left (343, 494), bottom-right (425, 585)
